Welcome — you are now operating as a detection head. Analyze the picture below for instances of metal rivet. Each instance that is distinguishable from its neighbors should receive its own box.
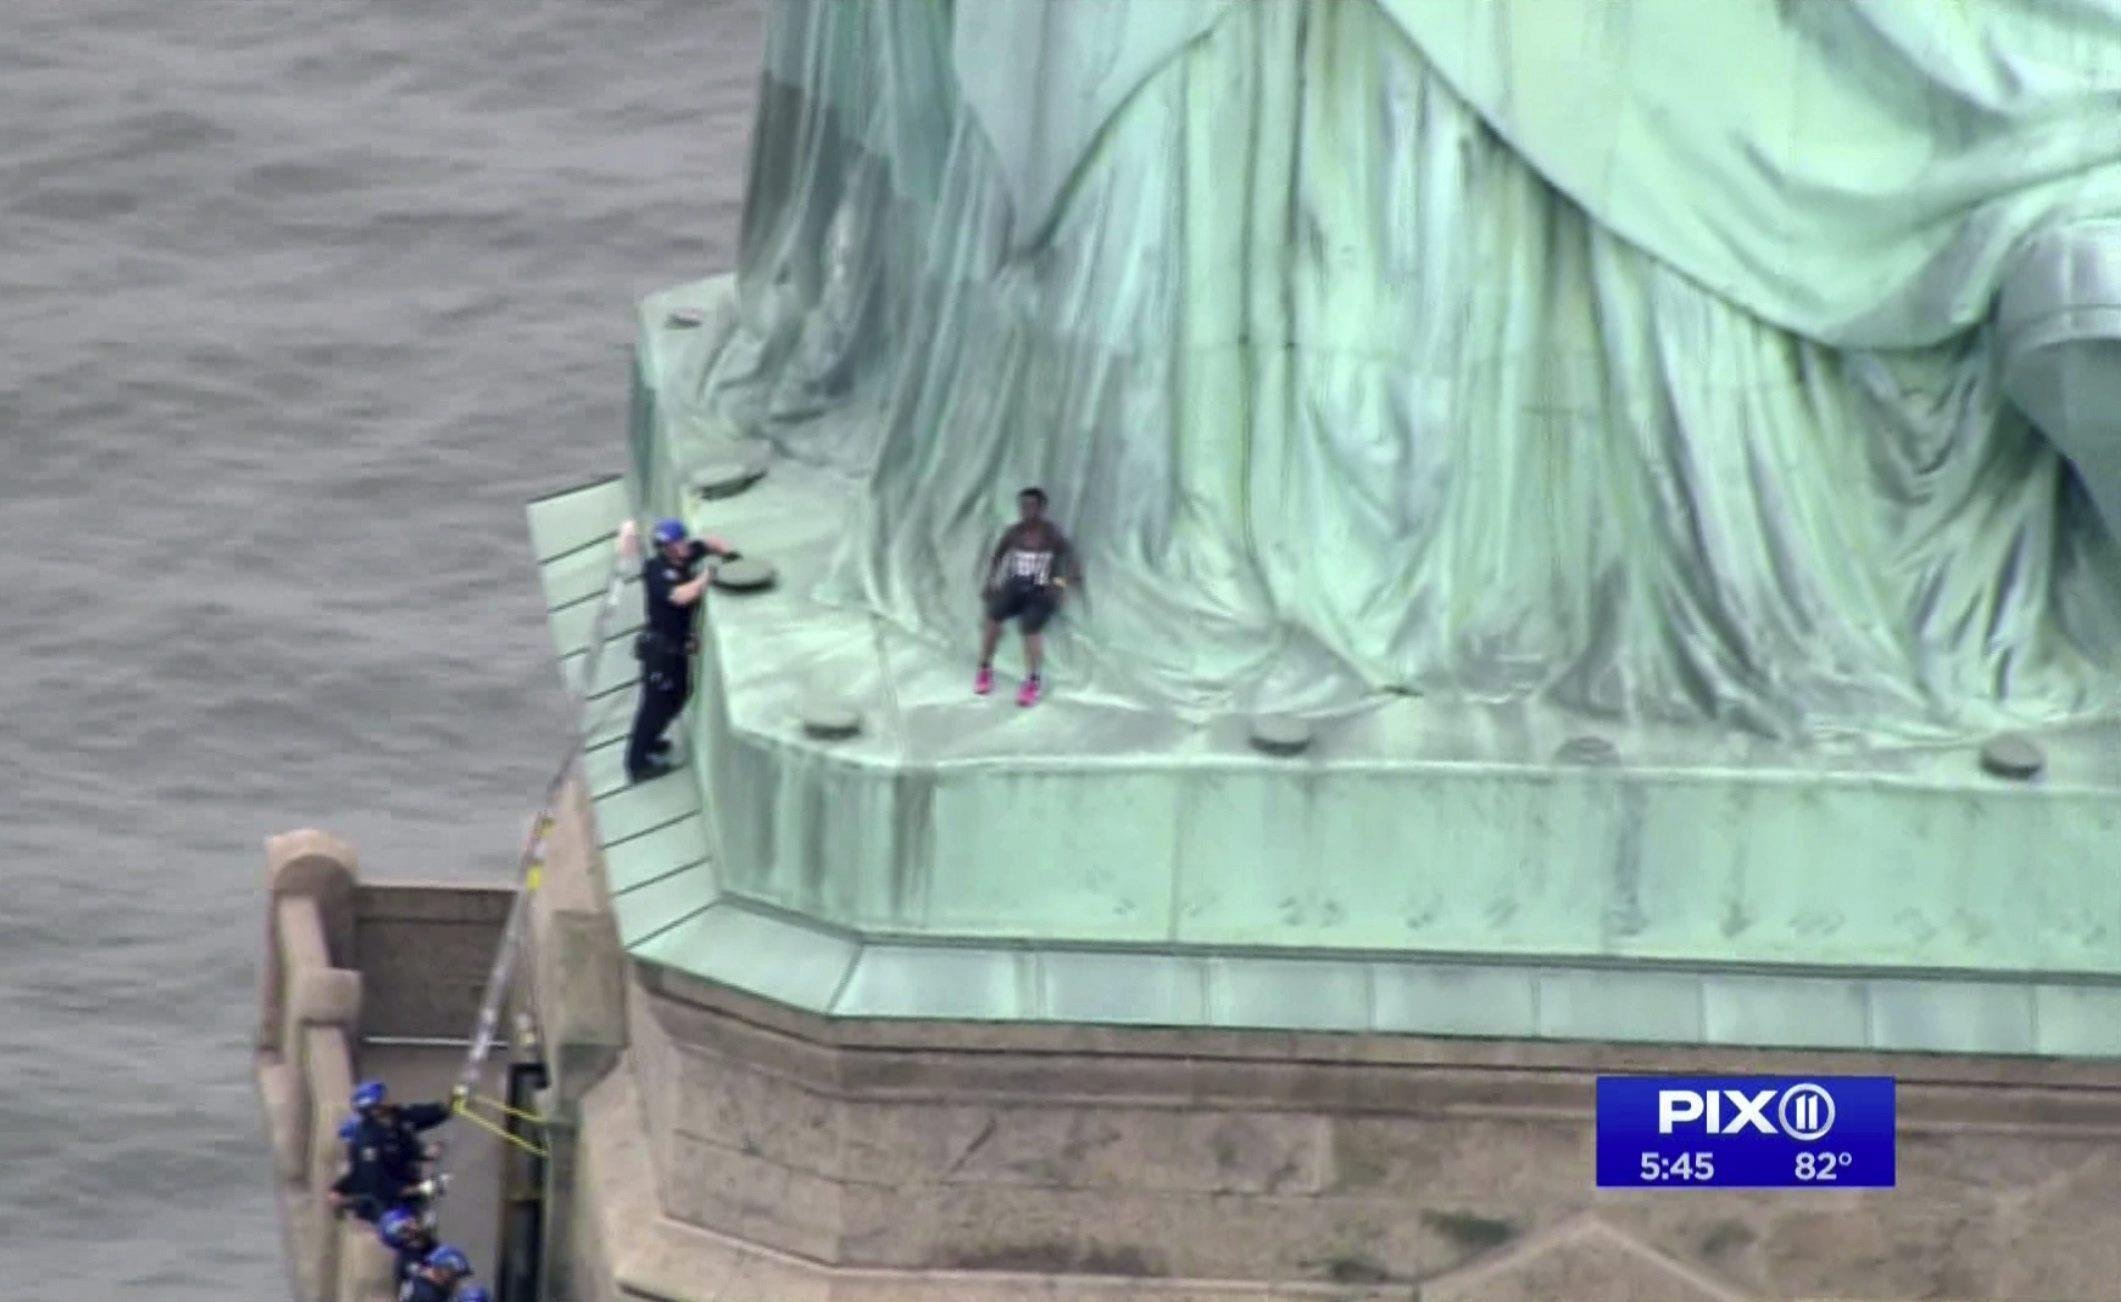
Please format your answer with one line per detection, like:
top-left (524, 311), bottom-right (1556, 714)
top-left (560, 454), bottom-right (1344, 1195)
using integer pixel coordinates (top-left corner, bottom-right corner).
top-left (1979, 732), bottom-right (2044, 780)
top-left (1554, 735), bottom-right (1621, 766)
top-left (689, 445), bottom-right (771, 500)
top-left (1248, 714), bottom-right (1313, 756)
top-left (801, 694), bottom-right (863, 741)
top-left (712, 557), bottom-right (777, 592)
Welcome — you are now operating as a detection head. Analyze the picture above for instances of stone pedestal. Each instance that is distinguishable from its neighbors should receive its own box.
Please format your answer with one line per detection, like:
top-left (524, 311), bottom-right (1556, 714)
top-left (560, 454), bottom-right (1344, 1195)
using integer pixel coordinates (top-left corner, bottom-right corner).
top-left (546, 946), bottom-right (2121, 1301)
top-left (510, 446), bottom-right (2121, 1299)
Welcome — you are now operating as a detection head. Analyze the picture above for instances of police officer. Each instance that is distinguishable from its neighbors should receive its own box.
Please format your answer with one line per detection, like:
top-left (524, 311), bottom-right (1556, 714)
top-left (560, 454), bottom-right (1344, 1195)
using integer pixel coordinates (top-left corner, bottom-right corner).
top-left (328, 1080), bottom-right (454, 1223)
top-left (399, 1245), bottom-right (474, 1302)
top-left (626, 517), bottom-right (737, 784)
top-left (376, 1207), bottom-right (438, 1291)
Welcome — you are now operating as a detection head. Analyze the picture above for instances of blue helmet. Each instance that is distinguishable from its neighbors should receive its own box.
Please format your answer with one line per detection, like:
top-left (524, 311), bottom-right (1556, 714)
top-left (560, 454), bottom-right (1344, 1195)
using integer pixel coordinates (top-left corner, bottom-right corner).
top-left (376, 1208), bottom-right (422, 1249)
top-left (651, 517), bottom-right (688, 547)
top-left (352, 1080), bottom-right (386, 1111)
top-left (425, 1245), bottom-right (472, 1276)
top-left (456, 1289), bottom-right (492, 1302)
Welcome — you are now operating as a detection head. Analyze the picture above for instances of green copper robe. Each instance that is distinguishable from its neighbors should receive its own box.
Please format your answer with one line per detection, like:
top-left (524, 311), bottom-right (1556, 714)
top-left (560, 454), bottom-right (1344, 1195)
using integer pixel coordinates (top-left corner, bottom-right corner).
top-left (679, 0), bottom-right (2121, 740)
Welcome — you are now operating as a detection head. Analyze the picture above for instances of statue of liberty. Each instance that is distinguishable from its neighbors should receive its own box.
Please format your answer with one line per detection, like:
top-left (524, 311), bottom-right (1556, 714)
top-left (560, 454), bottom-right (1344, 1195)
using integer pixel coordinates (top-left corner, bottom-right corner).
top-left (671, 0), bottom-right (2121, 743)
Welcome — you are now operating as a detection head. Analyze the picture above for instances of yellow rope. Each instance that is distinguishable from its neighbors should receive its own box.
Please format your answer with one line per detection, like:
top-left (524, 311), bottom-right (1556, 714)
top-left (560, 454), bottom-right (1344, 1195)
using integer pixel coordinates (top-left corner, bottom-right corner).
top-left (463, 1091), bottom-right (548, 1125)
top-left (453, 1105), bottom-right (547, 1158)
top-left (451, 1094), bottom-right (551, 1158)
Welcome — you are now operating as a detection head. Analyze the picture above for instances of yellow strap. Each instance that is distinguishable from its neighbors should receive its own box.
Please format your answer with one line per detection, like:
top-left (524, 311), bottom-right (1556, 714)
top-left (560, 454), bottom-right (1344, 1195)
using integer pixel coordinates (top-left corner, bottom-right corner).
top-left (451, 1095), bottom-right (550, 1158)
top-left (453, 1104), bottom-right (548, 1158)
top-left (463, 1091), bottom-right (548, 1125)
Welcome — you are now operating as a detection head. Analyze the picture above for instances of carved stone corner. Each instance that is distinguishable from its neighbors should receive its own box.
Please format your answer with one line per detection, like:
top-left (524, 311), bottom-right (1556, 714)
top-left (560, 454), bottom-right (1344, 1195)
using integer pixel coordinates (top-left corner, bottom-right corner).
top-left (267, 828), bottom-right (361, 898)
top-left (263, 828), bottom-right (361, 988)
top-left (1418, 1216), bottom-right (1757, 1302)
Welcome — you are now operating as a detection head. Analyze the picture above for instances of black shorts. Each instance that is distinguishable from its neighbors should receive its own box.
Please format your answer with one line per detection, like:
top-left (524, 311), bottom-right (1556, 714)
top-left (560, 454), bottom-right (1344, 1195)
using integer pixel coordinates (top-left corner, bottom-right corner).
top-left (986, 580), bottom-right (1057, 633)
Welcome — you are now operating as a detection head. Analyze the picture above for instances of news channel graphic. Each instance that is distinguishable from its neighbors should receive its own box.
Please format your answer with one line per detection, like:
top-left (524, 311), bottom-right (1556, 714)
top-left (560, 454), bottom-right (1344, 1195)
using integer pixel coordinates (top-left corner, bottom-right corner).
top-left (1595, 1076), bottom-right (1895, 1188)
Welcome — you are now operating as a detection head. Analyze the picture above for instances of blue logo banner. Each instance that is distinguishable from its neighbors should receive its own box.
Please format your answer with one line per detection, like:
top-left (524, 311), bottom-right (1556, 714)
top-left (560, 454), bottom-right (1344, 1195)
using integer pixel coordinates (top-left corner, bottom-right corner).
top-left (1595, 1075), bottom-right (1896, 1188)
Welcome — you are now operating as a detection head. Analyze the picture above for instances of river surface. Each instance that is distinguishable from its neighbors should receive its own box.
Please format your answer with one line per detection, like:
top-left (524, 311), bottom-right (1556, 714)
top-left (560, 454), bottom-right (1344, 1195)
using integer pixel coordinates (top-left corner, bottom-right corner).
top-left (1, 3), bottom-right (763, 1294)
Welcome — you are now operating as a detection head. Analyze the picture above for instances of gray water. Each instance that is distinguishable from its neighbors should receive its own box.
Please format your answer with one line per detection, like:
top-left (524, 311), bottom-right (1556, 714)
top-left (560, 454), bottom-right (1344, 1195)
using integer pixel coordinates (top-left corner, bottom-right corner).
top-left (2, 3), bottom-right (763, 1294)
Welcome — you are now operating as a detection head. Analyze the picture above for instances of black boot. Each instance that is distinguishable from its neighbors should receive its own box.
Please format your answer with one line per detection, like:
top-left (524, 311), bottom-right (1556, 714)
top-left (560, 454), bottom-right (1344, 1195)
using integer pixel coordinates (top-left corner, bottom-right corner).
top-left (628, 757), bottom-right (679, 784)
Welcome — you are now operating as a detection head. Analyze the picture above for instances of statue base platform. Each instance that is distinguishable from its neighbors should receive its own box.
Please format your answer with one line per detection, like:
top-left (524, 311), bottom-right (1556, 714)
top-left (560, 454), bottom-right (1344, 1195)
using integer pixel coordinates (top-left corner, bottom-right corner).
top-left (515, 281), bottom-right (2121, 1061)
top-left (486, 279), bottom-right (2121, 1300)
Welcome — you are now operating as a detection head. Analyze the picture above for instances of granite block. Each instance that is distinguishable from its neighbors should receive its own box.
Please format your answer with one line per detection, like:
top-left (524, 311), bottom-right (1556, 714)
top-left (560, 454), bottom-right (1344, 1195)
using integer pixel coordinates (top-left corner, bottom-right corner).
top-left (1420, 1217), bottom-right (1754, 1302)
top-left (671, 1044), bottom-right (841, 1180)
top-left (661, 1131), bottom-right (844, 1263)
top-left (1324, 1115), bottom-right (1588, 1207)
top-left (906, 1183), bottom-right (1501, 1283)
top-left (835, 1101), bottom-right (1330, 1198)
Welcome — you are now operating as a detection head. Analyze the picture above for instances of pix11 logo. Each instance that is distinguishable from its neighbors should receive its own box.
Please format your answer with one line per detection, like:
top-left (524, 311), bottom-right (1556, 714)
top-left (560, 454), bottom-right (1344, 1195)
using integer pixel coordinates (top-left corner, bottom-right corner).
top-left (1657, 1081), bottom-right (1835, 1141)
top-left (1596, 1075), bottom-right (1895, 1189)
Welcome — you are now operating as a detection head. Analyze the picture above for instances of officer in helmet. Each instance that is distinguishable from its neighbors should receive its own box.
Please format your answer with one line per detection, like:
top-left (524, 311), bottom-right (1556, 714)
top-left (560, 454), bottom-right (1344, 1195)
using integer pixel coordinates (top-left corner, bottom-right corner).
top-left (625, 516), bottom-right (737, 784)
top-left (399, 1244), bottom-right (474, 1302)
top-left (327, 1079), bottom-right (455, 1223)
top-left (376, 1206), bottom-right (438, 1290)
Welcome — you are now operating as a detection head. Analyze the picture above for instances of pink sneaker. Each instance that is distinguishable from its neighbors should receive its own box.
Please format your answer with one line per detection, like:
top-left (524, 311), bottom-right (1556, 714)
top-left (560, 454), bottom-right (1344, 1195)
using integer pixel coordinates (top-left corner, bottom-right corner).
top-left (1016, 676), bottom-right (1042, 708)
top-left (974, 665), bottom-right (993, 695)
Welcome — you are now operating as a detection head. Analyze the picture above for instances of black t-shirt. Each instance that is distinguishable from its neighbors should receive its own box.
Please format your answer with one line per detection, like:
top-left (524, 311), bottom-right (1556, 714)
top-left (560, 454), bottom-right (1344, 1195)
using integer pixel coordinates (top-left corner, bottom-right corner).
top-left (990, 522), bottom-right (1074, 589)
top-left (642, 542), bottom-right (709, 642)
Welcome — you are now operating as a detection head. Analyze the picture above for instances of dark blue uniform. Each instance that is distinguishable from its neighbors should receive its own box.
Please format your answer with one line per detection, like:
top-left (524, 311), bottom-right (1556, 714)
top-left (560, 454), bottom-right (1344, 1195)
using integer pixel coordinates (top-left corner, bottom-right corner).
top-left (389, 1236), bottom-right (436, 1290)
top-left (626, 541), bottom-right (716, 780)
top-left (330, 1104), bottom-right (449, 1222)
top-left (397, 1275), bottom-right (456, 1302)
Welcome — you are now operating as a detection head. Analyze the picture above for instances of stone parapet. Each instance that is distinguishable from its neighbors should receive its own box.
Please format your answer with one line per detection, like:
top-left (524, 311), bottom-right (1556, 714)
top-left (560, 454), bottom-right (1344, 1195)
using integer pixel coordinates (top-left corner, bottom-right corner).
top-left (256, 835), bottom-right (508, 1302)
top-left (578, 957), bottom-right (2121, 1299)
top-left (255, 831), bottom-right (398, 1302)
